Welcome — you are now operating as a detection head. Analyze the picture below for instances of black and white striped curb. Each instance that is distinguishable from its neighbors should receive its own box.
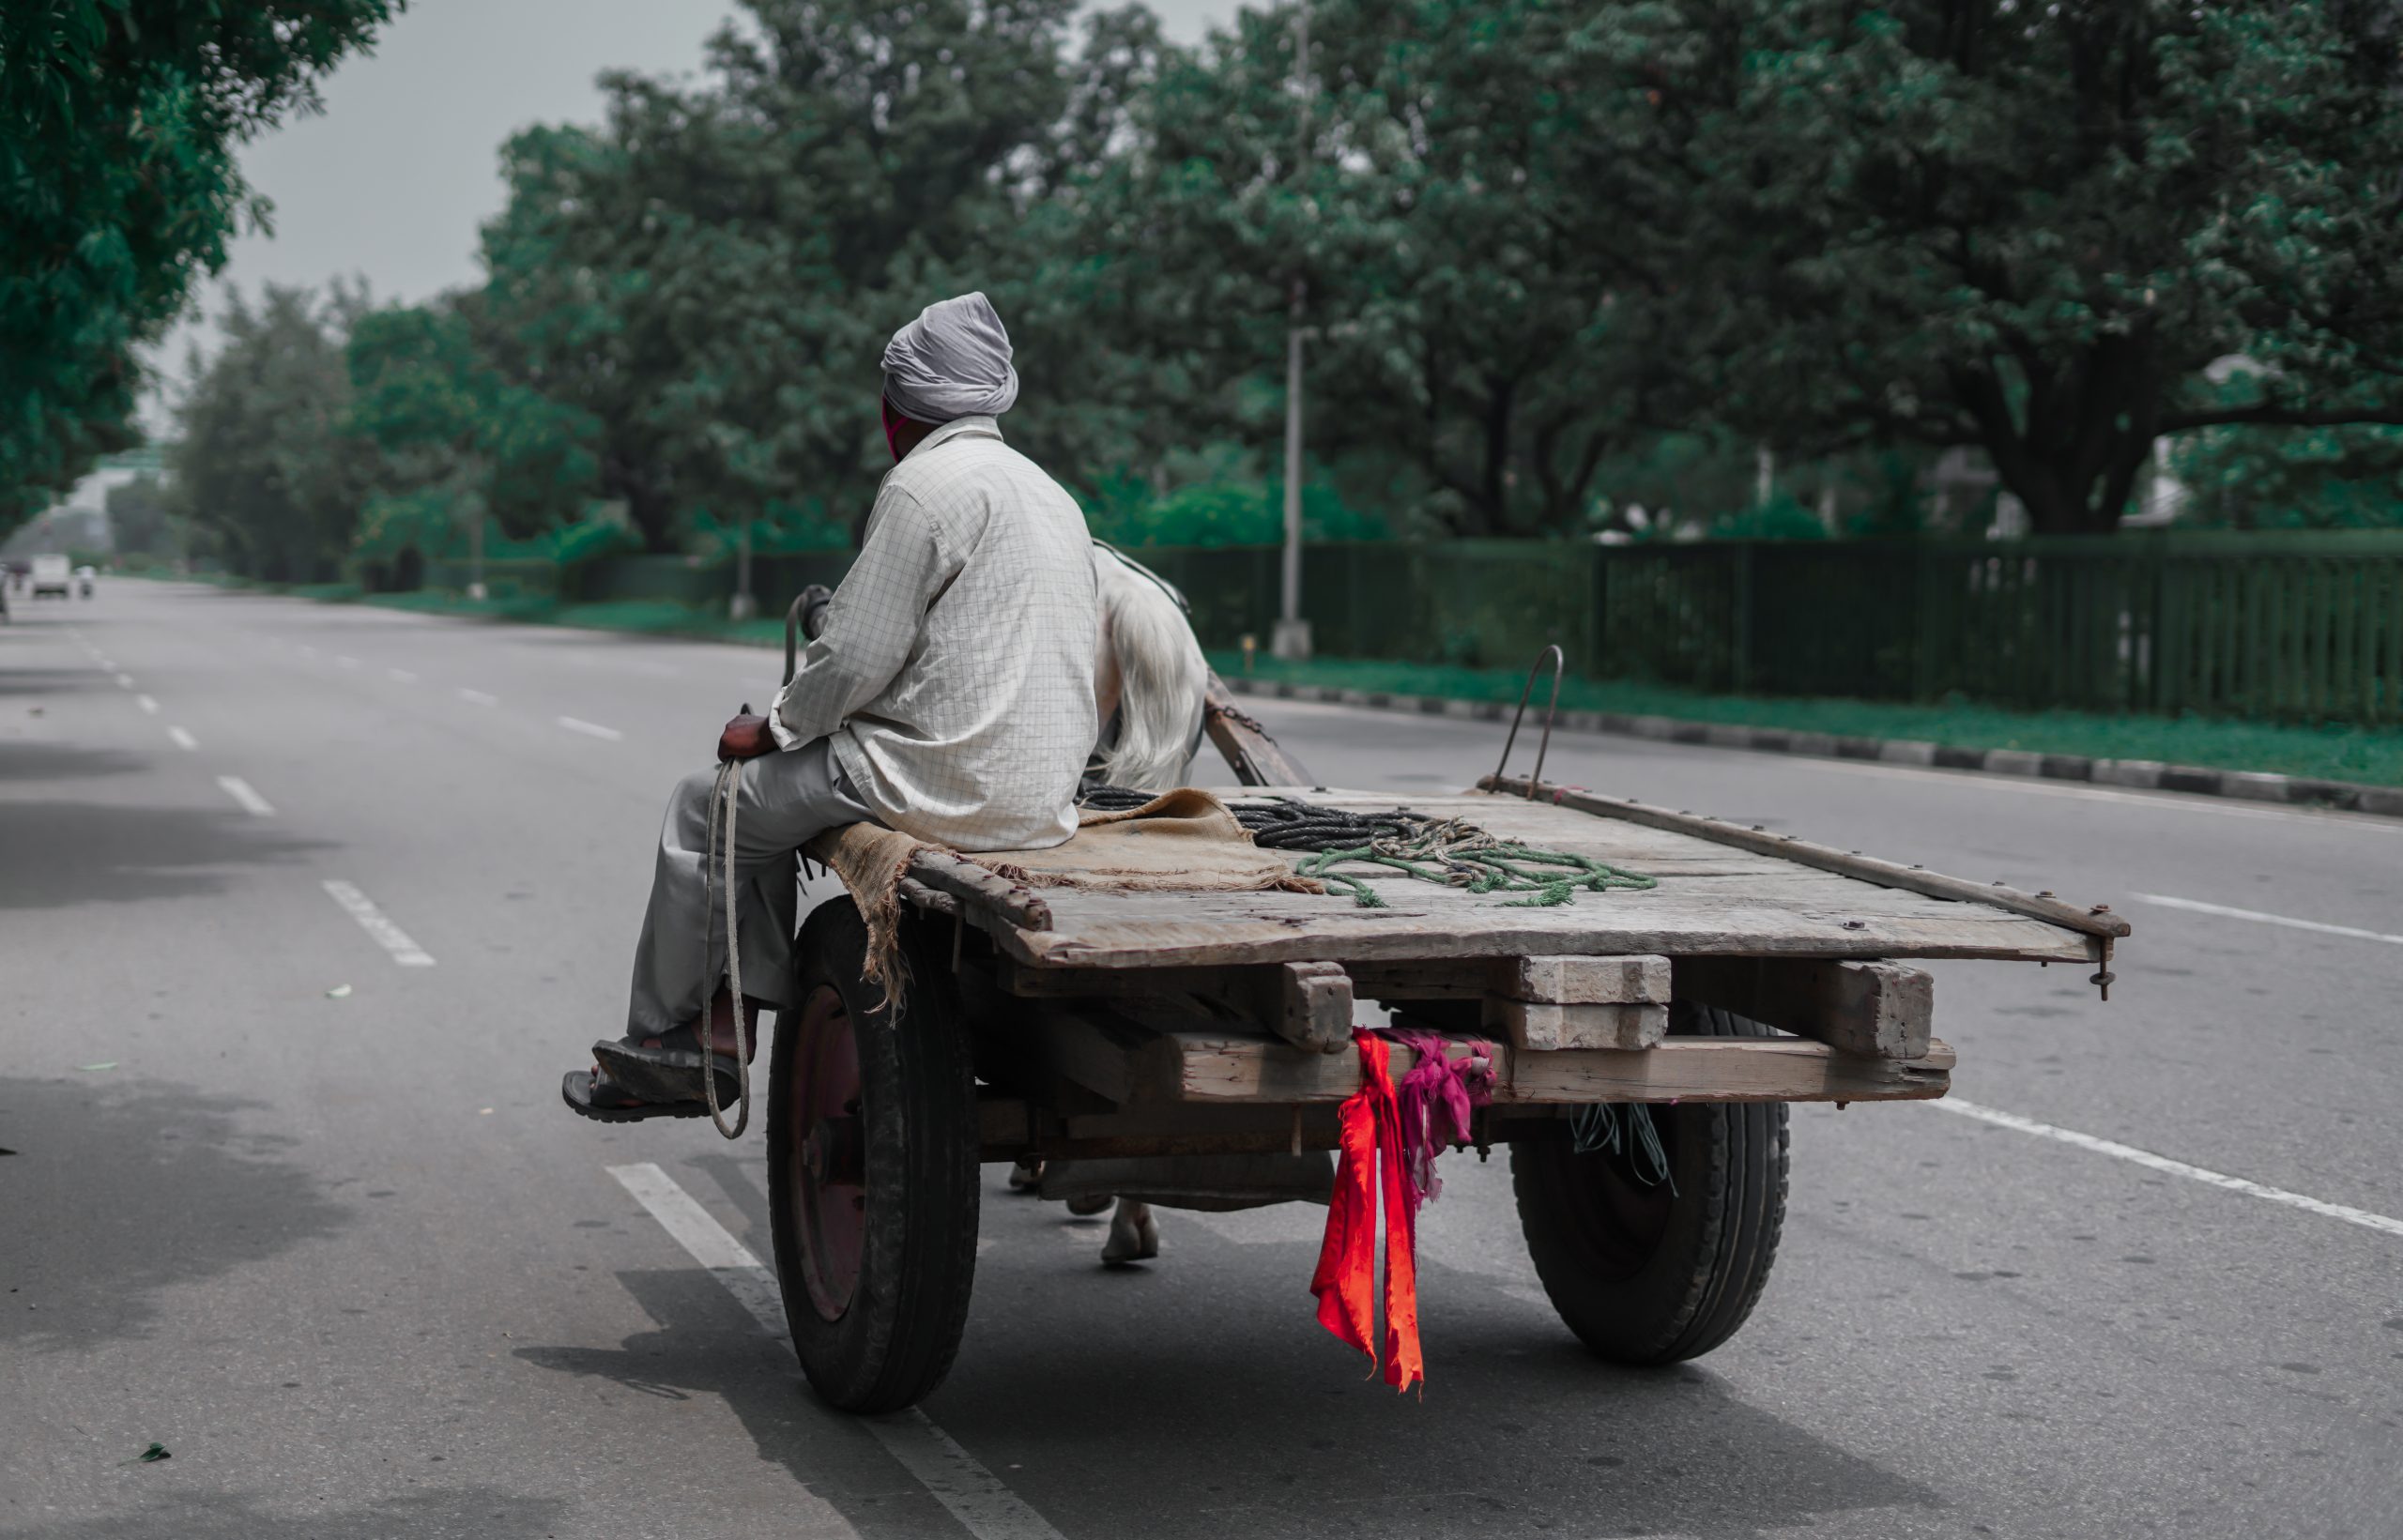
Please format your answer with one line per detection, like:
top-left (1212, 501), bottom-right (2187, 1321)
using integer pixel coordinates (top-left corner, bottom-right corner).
top-left (1221, 675), bottom-right (2403, 819)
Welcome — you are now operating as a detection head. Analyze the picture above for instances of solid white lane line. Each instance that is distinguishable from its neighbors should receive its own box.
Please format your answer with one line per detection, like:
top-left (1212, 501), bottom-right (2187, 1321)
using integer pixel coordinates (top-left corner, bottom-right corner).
top-left (136, 694), bottom-right (159, 715)
top-left (166, 726), bottom-right (198, 751)
top-left (114, 672), bottom-right (133, 688)
top-left (320, 880), bottom-right (436, 967)
top-left (2131, 892), bottom-right (2403, 949)
top-left (388, 667), bottom-right (419, 683)
top-left (1930, 1098), bottom-right (2403, 1242)
top-left (456, 687), bottom-right (497, 707)
top-left (557, 715), bottom-right (622, 741)
top-left (216, 776), bottom-right (275, 816)
top-left (607, 1163), bottom-right (1067, 1540)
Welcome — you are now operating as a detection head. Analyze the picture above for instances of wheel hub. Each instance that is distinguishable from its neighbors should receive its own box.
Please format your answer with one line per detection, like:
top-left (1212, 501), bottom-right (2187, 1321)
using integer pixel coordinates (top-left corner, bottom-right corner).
top-left (788, 985), bottom-right (866, 1322)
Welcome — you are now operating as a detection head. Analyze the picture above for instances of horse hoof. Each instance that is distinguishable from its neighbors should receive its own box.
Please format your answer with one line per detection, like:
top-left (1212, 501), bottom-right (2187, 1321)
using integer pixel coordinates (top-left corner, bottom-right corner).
top-left (1064, 1193), bottom-right (1112, 1217)
top-left (1007, 1156), bottom-right (1046, 1193)
top-left (1101, 1211), bottom-right (1160, 1266)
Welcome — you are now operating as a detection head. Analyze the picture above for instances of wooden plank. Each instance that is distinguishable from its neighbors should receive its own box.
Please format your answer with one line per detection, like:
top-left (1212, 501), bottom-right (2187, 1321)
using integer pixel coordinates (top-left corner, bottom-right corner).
top-left (1272, 960), bottom-right (1355, 1052)
top-left (1483, 998), bottom-right (1666, 1051)
top-left (1478, 776), bottom-right (2129, 939)
top-left (1165, 1030), bottom-right (1953, 1105)
top-left (1202, 672), bottom-right (1315, 786)
top-left (1676, 957), bottom-right (1934, 1059)
top-left (1510, 953), bottom-right (1671, 1004)
top-left (995, 957), bottom-right (1355, 1053)
top-left (903, 848), bottom-right (1053, 931)
top-left (1000, 887), bottom-right (2094, 968)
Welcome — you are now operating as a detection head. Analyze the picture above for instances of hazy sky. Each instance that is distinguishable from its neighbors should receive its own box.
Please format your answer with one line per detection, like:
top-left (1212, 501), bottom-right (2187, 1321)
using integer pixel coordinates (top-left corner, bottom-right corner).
top-left (145, 0), bottom-right (1242, 426)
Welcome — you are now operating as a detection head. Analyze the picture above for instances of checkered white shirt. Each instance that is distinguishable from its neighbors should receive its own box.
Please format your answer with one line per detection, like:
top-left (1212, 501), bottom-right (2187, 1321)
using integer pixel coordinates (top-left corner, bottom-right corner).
top-left (771, 416), bottom-right (1099, 849)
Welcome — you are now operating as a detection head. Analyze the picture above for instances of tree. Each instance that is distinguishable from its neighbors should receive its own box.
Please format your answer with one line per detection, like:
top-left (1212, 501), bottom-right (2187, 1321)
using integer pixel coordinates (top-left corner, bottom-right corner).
top-left (0, 1), bottom-right (400, 540)
top-left (1093, 0), bottom-right (1700, 538)
top-left (345, 297), bottom-right (599, 549)
top-left (1578, 0), bottom-right (2403, 533)
top-left (167, 284), bottom-right (373, 581)
top-left (470, 0), bottom-right (1110, 551)
top-left (103, 471), bottom-right (176, 557)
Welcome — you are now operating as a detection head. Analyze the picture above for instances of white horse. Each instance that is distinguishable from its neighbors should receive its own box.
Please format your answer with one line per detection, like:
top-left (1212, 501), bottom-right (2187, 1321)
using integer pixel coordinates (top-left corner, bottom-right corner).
top-left (1008, 543), bottom-right (1210, 1263)
top-left (1089, 542), bottom-right (1209, 794)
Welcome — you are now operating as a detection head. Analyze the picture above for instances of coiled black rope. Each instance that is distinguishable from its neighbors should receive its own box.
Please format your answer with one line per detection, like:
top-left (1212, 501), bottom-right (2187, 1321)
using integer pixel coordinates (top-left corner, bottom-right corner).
top-left (1079, 785), bottom-right (1434, 848)
top-left (1077, 786), bottom-right (1657, 908)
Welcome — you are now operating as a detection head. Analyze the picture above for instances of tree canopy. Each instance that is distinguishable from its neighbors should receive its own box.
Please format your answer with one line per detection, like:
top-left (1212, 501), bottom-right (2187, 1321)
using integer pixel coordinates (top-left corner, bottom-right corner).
top-left (0, 0), bottom-right (400, 540)
top-left (156, 0), bottom-right (2403, 572)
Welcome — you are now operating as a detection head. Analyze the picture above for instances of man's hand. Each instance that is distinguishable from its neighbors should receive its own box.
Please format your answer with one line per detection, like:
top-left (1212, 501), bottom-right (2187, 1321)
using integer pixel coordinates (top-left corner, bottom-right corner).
top-left (717, 710), bottom-right (775, 762)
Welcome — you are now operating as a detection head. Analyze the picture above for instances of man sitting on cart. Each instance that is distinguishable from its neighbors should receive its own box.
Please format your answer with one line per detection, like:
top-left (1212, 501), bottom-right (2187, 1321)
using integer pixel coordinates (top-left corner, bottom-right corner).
top-left (565, 292), bottom-right (1099, 1121)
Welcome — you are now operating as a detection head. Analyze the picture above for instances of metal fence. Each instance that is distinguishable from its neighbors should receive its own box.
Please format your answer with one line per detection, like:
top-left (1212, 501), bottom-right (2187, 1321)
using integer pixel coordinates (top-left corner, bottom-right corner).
top-left (1134, 533), bottom-right (2403, 725)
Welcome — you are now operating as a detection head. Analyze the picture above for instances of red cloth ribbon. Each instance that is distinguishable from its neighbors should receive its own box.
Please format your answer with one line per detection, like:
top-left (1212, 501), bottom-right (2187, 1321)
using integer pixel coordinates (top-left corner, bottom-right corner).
top-left (1309, 1029), bottom-right (1425, 1393)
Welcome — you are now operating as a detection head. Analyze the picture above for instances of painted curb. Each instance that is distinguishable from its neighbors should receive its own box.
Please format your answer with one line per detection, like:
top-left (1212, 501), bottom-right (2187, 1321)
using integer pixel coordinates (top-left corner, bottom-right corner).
top-left (1221, 675), bottom-right (2403, 820)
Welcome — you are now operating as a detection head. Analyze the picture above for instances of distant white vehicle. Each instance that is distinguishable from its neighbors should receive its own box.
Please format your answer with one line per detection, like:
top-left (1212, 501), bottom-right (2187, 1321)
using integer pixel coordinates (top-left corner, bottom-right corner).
top-left (29, 555), bottom-right (69, 598)
top-left (74, 564), bottom-right (95, 598)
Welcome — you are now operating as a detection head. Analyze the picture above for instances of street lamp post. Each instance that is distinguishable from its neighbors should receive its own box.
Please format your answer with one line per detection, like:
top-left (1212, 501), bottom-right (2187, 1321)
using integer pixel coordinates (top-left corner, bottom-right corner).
top-left (730, 522), bottom-right (757, 620)
top-left (1272, 3), bottom-right (1315, 663)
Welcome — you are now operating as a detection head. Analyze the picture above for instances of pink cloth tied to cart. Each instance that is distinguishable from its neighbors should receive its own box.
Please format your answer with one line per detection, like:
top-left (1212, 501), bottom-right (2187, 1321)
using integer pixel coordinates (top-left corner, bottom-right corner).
top-left (1309, 1028), bottom-right (1496, 1395)
top-left (1386, 1029), bottom-right (1496, 1214)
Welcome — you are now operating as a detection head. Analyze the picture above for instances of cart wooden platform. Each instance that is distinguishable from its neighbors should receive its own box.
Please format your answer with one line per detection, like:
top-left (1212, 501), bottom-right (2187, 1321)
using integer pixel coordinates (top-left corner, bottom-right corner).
top-left (760, 679), bottom-right (2128, 1412)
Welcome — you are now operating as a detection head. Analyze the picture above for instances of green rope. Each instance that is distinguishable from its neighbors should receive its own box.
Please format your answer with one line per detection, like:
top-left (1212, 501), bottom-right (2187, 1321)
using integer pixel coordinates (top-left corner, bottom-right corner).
top-left (1293, 821), bottom-right (1657, 910)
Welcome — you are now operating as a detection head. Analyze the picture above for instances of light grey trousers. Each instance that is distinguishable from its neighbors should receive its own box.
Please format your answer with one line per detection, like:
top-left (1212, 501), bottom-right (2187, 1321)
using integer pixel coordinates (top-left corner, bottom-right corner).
top-left (624, 737), bottom-right (876, 1039)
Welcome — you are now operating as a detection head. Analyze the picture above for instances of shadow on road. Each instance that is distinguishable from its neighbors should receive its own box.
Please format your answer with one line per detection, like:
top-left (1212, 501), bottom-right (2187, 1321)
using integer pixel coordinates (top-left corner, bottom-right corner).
top-left (0, 1076), bottom-right (352, 1353)
top-left (507, 1244), bottom-right (1936, 1540)
top-left (513, 1269), bottom-right (954, 1538)
top-left (935, 1280), bottom-right (1940, 1539)
top-left (0, 743), bottom-right (152, 783)
top-left (0, 1487), bottom-right (566, 1540)
top-left (0, 664), bottom-right (113, 700)
top-left (0, 800), bottom-right (330, 910)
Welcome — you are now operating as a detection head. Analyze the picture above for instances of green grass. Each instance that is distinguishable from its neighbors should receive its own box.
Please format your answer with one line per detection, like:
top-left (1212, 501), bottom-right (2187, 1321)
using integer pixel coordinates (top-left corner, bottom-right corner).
top-left (1209, 650), bottom-right (2403, 789)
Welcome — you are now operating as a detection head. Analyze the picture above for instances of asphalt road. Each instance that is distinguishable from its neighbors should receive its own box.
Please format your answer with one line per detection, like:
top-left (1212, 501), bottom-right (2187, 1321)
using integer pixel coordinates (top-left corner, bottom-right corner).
top-left (4, 580), bottom-right (2398, 1540)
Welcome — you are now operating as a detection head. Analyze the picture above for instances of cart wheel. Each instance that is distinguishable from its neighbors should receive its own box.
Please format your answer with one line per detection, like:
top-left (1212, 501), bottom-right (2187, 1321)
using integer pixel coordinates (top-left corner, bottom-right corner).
top-left (767, 898), bottom-right (979, 1412)
top-left (1510, 1000), bottom-right (1788, 1365)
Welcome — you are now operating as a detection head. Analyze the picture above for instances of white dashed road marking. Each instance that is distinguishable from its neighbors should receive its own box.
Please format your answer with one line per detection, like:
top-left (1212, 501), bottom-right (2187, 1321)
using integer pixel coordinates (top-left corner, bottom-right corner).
top-left (1930, 1098), bottom-right (2403, 1242)
top-left (321, 880), bottom-right (436, 967)
top-left (166, 726), bottom-right (198, 751)
top-left (114, 672), bottom-right (133, 688)
top-left (336, 654), bottom-right (360, 669)
top-left (136, 694), bottom-right (159, 715)
top-left (2131, 892), bottom-right (2403, 949)
top-left (388, 667), bottom-right (418, 683)
top-left (607, 1163), bottom-right (1068, 1540)
top-left (456, 688), bottom-right (497, 707)
top-left (557, 715), bottom-right (622, 741)
top-left (216, 776), bottom-right (275, 816)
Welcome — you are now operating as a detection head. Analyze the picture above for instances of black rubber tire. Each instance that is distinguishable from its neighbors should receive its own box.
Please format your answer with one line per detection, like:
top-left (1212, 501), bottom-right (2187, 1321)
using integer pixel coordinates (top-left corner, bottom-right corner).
top-left (768, 898), bottom-right (980, 1413)
top-left (1509, 1000), bottom-right (1789, 1365)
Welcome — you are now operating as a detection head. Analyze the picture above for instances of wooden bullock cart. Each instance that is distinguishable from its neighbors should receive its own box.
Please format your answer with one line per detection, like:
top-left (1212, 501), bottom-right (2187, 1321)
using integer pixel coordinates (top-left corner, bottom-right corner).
top-left (763, 677), bottom-right (2128, 1412)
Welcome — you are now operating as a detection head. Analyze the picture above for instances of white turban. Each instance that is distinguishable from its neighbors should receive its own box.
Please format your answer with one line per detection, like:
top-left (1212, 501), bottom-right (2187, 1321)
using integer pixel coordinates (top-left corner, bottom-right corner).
top-left (880, 292), bottom-right (1019, 423)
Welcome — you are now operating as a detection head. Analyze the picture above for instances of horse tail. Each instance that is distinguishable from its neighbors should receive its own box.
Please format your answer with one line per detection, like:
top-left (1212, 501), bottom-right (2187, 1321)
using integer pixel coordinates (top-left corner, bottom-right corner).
top-left (1094, 551), bottom-right (1208, 794)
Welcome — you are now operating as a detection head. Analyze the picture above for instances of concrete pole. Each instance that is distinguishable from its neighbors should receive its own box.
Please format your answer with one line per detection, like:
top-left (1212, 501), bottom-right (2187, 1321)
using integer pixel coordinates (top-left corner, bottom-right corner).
top-left (1272, 3), bottom-right (1314, 663)
top-left (730, 522), bottom-right (757, 620)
